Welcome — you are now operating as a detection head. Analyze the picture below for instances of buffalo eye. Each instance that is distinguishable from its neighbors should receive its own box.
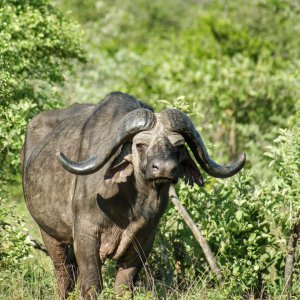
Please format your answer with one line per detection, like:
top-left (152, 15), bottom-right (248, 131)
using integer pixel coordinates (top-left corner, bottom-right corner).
top-left (172, 140), bottom-right (185, 147)
top-left (172, 141), bottom-right (185, 150)
top-left (136, 143), bottom-right (148, 152)
top-left (173, 143), bottom-right (185, 159)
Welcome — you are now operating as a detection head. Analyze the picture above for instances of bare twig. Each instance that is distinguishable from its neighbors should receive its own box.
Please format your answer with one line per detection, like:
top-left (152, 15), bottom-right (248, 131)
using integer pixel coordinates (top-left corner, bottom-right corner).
top-left (0, 221), bottom-right (48, 255)
top-left (284, 215), bottom-right (300, 298)
top-left (169, 186), bottom-right (223, 283)
top-left (26, 234), bottom-right (48, 255)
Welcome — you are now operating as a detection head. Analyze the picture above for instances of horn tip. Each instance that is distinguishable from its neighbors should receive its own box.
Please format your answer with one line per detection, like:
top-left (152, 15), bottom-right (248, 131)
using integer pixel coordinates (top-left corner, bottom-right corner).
top-left (56, 151), bottom-right (70, 169)
top-left (56, 151), bottom-right (63, 161)
top-left (239, 151), bottom-right (247, 165)
top-left (57, 151), bottom-right (65, 162)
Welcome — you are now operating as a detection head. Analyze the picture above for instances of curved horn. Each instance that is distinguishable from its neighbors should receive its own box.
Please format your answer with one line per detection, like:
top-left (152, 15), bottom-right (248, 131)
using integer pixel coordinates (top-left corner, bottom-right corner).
top-left (57, 108), bottom-right (156, 175)
top-left (162, 109), bottom-right (246, 178)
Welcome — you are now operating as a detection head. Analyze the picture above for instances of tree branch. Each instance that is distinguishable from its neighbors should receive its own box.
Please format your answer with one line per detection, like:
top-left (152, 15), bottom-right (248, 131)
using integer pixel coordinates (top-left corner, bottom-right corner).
top-left (284, 215), bottom-right (300, 297)
top-left (169, 186), bottom-right (223, 283)
top-left (0, 222), bottom-right (48, 255)
top-left (26, 234), bottom-right (48, 255)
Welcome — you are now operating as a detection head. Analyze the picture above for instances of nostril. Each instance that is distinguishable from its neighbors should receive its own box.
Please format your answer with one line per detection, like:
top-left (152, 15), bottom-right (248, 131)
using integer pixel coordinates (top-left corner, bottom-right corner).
top-left (151, 163), bottom-right (159, 174)
top-left (170, 166), bottom-right (178, 177)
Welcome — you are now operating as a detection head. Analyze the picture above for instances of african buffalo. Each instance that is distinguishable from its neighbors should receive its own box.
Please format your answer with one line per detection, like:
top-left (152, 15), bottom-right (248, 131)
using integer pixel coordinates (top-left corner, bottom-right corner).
top-left (22, 92), bottom-right (245, 299)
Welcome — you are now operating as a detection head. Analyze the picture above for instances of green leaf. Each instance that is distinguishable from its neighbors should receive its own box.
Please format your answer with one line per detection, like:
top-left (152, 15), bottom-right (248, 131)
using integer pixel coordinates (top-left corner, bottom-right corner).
top-left (248, 233), bottom-right (256, 242)
top-left (235, 210), bottom-right (243, 221)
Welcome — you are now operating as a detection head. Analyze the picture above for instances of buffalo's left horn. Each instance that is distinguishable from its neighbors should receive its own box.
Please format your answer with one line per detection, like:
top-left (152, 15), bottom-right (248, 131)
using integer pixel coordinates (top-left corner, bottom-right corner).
top-left (57, 108), bottom-right (156, 175)
top-left (162, 109), bottom-right (246, 178)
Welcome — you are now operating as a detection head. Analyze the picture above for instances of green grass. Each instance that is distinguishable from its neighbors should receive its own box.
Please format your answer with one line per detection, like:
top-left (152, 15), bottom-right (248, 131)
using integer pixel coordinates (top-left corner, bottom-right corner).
top-left (0, 259), bottom-right (290, 300)
top-left (0, 260), bottom-right (228, 300)
top-left (0, 257), bottom-right (58, 300)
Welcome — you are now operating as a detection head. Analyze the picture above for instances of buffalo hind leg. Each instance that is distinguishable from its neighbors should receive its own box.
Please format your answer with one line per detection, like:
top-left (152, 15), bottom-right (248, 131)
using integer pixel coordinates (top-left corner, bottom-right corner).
top-left (40, 229), bottom-right (77, 299)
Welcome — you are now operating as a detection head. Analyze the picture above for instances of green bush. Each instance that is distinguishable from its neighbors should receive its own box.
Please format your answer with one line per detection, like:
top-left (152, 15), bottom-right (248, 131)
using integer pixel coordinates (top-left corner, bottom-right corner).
top-left (0, 0), bottom-right (84, 183)
top-left (0, 189), bottom-right (31, 269)
top-left (154, 122), bottom-right (300, 297)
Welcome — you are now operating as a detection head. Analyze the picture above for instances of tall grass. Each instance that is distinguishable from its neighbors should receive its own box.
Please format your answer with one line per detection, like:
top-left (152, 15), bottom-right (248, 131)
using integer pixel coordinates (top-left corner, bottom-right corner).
top-left (0, 249), bottom-right (290, 300)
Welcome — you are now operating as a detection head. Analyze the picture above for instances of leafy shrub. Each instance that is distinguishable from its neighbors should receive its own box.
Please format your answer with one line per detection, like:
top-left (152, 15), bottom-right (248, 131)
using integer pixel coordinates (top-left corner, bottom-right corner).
top-left (0, 0), bottom-right (85, 183)
top-left (0, 188), bottom-right (31, 269)
top-left (153, 121), bottom-right (300, 297)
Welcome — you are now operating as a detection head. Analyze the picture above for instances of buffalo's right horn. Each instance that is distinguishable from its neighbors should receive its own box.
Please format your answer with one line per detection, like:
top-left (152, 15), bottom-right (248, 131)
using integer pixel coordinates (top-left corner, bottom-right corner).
top-left (162, 109), bottom-right (246, 178)
top-left (57, 108), bottom-right (156, 175)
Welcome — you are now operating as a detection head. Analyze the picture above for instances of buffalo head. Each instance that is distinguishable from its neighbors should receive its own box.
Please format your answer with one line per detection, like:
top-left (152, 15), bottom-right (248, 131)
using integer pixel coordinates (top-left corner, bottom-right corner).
top-left (57, 108), bottom-right (246, 187)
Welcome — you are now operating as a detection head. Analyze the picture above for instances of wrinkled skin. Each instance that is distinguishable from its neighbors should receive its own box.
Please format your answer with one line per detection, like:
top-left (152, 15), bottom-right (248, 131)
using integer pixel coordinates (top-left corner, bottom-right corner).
top-left (22, 92), bottom-right (245, 299)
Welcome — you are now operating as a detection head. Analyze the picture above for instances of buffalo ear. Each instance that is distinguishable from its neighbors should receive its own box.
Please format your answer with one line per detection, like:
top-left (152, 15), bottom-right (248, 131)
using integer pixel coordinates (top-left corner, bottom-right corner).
top-left (104, 144), bottom-right (134, 183)
top-left (179, 148), bottom-right (204, 187)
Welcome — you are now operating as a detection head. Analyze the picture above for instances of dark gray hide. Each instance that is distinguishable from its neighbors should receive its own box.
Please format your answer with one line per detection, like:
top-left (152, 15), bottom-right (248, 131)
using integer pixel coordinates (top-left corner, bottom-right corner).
top-left (22, 92), bottom-right (246, 299)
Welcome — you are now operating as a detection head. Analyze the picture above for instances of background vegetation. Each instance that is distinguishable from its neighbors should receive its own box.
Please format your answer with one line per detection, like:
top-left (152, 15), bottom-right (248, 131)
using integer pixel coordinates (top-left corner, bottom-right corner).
top-left (0, 0), bottom-right (299, 299)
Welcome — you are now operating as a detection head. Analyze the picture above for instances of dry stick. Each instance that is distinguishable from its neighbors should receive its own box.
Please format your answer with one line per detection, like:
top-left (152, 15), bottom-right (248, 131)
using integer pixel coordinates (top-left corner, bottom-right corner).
top-left (0, 221), bottom-right (48, 255)
top-left (26, 234), bottom-right (48, 255)
top-left (284, 215), bottom-right (300, 298)
top-left (169, 186), bottom-right (223, 283)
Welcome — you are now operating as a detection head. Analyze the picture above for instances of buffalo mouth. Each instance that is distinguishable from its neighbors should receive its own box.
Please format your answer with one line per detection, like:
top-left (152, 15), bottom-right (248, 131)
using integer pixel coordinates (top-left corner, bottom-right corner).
top-left (149, 177), bottom-right (174, 185)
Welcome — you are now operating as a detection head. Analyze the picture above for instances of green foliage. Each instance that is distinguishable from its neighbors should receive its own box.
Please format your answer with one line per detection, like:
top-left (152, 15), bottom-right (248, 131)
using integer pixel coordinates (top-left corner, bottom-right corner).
top-left (0, 0), bottom-right (84, 183)
top-left (0, 259), bottom-right (59, 300)
top-left (155, 123), bottom-right (300, 297)
top-left (0, 189), bottom-right (31, 268)
top-left (0, 0), bottom-right (85, 91)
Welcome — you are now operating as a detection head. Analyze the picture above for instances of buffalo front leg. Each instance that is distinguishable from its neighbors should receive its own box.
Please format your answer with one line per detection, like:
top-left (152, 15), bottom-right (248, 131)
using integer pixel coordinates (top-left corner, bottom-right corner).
top-left (114, 231), bottom-right (156, 296)
top-left (74, 231), bottom-right (103, 300)
top-left (40, 228), bottom-right (77, 299)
